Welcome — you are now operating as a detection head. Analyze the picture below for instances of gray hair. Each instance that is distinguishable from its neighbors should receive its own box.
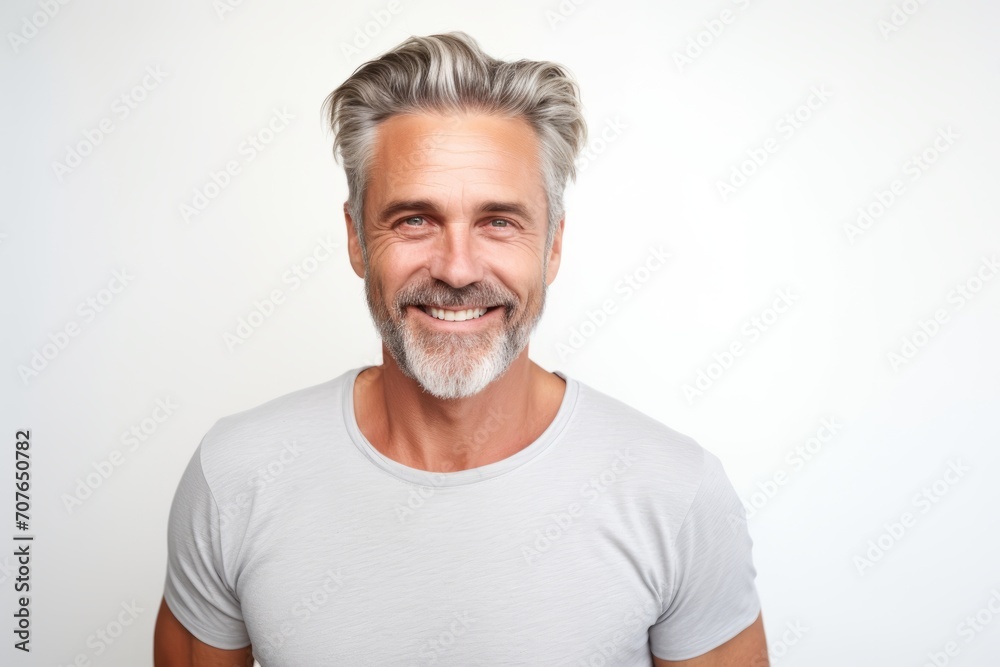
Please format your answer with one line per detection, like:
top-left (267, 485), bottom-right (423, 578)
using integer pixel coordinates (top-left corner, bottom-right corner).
top-left (321, 31), bottom-right (587, 264)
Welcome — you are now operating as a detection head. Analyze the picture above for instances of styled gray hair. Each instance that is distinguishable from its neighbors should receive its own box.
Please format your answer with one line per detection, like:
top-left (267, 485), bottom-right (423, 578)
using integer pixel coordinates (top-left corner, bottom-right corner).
top-left (321, 31), bottom-right (587, 264)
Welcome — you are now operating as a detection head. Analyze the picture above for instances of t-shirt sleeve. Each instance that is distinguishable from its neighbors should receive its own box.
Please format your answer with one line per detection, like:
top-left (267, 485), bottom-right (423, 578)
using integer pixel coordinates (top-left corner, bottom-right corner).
top-left (648, 449), bottom-right (762, 661)
top-left (163, 441), bottom-right (251, 649)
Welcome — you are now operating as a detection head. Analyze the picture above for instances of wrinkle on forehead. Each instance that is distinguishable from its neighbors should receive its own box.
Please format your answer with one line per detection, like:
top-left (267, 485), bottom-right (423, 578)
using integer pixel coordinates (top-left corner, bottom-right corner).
top-left (366, 112), bottom-right (546, 218)
top-left (371, 114), bottom-right (541, 189)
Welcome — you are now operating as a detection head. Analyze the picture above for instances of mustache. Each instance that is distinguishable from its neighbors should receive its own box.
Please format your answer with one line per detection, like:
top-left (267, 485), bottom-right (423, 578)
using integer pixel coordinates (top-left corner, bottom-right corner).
top-left (394, 281), bottom-right (517, 310)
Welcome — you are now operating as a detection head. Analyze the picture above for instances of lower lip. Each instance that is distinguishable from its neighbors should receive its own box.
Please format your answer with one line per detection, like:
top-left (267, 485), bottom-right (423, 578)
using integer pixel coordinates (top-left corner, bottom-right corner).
top-left (409, 305), bottom-right (504, 327)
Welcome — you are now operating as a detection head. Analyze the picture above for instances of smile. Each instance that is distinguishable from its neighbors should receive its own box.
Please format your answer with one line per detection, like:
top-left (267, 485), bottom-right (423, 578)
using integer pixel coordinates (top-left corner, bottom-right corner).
top-left (412, 305), bottom-right (503, 323)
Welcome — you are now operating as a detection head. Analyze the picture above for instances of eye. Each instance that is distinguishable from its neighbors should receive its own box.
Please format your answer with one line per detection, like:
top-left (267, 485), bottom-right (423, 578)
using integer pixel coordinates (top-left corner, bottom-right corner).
top-left (489, 218), bottom-right (511, 228)
top-left (401, 216), bottom-right (425, 227)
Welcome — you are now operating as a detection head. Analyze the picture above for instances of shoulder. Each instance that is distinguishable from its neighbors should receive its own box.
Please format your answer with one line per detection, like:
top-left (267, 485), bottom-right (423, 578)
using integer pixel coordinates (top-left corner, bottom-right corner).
top-left (566, 374), bottom-right (730, 513)
top-left (197, 369), bottom-right (355, 483)
top-left (570, 375), bottom-right (708, 470)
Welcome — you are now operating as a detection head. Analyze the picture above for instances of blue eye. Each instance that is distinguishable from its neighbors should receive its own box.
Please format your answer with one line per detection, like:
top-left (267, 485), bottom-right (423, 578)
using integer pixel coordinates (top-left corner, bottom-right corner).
top-left (403, 216), bottom-right (424, 226)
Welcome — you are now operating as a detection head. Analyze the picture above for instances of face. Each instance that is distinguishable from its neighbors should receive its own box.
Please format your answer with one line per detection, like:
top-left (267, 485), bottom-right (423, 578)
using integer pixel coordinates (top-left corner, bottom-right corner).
top-left (345, 111), bottom-right (564, 400)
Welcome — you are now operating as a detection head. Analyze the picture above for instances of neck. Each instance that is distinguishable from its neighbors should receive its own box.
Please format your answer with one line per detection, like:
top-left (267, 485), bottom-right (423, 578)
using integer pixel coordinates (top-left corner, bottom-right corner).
top-left (354, 347), bottom-right (565, 472)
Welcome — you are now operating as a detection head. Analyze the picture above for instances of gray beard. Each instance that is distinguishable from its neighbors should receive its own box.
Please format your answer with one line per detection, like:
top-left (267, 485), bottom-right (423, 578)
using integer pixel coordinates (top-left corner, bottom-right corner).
top-left (365, 279), bottom-right (546, 400)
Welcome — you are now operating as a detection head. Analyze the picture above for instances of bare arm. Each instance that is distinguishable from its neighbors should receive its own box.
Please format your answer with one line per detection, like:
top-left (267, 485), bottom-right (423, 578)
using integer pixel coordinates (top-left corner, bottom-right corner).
top-left (153, 597), bottom-right (254, 667)
top-left (652, 612), bottom-right (769, 667)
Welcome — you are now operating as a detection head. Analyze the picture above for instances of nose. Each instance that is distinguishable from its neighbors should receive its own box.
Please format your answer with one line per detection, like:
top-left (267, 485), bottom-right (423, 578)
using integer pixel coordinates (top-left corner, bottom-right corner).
top-left (427, 223), bottom-right (484, 289)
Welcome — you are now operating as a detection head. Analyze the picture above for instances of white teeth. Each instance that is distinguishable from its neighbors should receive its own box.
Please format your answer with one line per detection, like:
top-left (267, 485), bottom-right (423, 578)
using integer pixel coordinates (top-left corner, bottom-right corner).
top-left (426, 306), bottom-right (489, 322)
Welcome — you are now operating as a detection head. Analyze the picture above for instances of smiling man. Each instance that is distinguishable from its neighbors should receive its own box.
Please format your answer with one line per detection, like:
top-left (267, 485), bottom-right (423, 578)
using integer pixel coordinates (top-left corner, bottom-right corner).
top-left (154, 32), bottom-right (768, 666)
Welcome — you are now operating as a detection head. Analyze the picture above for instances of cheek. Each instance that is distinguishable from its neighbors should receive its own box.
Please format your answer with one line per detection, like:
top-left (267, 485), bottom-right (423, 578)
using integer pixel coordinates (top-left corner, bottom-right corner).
top-left (499, 266), bottom-right (545, 305)
top-left (372, 239), bottom-right (425, 275)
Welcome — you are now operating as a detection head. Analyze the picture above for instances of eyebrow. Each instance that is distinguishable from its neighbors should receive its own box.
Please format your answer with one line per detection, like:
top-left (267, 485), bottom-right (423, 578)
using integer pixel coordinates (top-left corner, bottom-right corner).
top-left (377, 199), bottom-right (534, 223)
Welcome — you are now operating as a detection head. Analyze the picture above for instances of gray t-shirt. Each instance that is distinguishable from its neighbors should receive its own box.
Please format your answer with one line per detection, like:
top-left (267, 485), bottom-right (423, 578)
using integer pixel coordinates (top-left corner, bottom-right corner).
top-left (163, 365), bottom-right (761, 665)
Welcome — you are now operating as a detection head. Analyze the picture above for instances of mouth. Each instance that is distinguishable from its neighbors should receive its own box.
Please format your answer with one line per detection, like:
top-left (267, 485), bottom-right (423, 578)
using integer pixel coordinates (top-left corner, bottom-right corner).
top-left (410, 304), bottom-right (505, 323)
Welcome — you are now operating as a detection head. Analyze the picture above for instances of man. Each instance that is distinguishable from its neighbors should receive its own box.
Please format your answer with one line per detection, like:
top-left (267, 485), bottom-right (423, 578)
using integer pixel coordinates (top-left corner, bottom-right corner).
top-left (154, 32), bottom-right (768, 666)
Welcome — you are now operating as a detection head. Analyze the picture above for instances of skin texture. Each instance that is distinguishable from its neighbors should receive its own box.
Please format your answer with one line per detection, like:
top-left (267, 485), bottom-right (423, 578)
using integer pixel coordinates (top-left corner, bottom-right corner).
top-left (152, 110), bottom-right (568, 665)
top-left (347, 111), bottom-right (568, 473)
top-left (653, 613), bottom-right (770, 666)
top-left (153, 597), bottom-right (253, 666)
top-left (153, 109), bottom-right (768, 665)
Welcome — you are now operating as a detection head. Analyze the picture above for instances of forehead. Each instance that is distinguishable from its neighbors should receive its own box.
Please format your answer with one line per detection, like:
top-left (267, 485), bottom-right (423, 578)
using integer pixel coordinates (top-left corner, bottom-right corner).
top-left (367, 111), bottom-right (545, 212)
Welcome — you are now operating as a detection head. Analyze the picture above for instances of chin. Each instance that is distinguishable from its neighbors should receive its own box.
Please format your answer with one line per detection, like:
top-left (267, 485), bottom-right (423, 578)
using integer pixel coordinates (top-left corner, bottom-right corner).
top-left (402, 335), bottom-right (522, 400)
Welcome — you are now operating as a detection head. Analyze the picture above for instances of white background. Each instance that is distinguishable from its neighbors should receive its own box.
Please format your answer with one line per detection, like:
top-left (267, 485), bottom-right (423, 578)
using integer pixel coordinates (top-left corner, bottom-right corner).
top-left (2, 0), bottom-right (999, 665)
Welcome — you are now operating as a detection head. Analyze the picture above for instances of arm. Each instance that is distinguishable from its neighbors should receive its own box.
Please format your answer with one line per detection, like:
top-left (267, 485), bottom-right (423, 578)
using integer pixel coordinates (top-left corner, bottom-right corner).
top-left (653, 612), bottom-right (768, 667)
top-left (649, 449), bottom-right (765, 663)
top-left (154, 597), bottom-right (254, 667)
top-left (159, 441), bottom-right (254, 663)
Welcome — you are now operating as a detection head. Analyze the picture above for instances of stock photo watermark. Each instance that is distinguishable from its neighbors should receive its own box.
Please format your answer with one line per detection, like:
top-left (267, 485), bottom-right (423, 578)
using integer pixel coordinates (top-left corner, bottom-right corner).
top-left (7, 0), bottom-right (72, 54)
top-left (844, 125), bottom-right (961, 245)
top-left (394, 405), bottom-right (510, 523)
top-left (179, 107), bottom-right (295, 223)
top-left (61, 397), bottom-right (178, 513)
top-left (582, 602), bottom-right (653, 666)
top-left (259, 566), bottom-right (347, 654)
top-left (51, 65), bottom-right (168, 182)
top-left (555, 245), bottom-right (670, 360)
top-left (742, 417), bottom-right (844, 519)
top-left (0, 555), bottom-right (14, 587)
top-left (574, 115), bottom-right (627, 174)
top-left (339, 0), bottom-right (402, 60)
top-left (843, 126), bottom-right (958, 243)
top-left (672, 0), bottom-right (754, 72)
top-left (55, 600), bottom-right (144, 665)
top-left (716, 85), bottom-right (832, 202)
top-left (878, 0), bottom-right (931, 39)
top-left (213, 0), bottom-right (248, 20)
top-left (682, 288), bottom-right (798, 404)
top-left (886, 254), bottom-right (997, 371)
top-left (853, 459), bottom-right (969, 575)
top-left (520, 449), bottom-right (636, 565)
top-left (755, 619), bottom-right (808, 666)
top-left (918, 588), bottom-right (1000, 667)
top-left (218, 439), bottom-right (306, 530)
top-left (545, 0), bottom-right (593, 29)
top-left (416, 610), bottom-right (477, 665)
top-left (17, 268), bottom-right (135, 386)
top-left (223, 235), bottom-right (339, 351)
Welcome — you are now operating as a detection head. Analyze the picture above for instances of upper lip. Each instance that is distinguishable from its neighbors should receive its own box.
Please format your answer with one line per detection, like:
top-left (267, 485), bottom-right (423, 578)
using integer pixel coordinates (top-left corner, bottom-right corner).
top-left (417, 304), bottom-right (495, 311)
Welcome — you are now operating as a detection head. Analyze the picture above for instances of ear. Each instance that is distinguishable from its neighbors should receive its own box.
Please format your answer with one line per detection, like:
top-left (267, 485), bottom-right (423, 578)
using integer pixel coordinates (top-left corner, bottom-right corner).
top-left (544, 216), bottom-right (565, 286)
top-left (344, 202), bottom-right (365, 279)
